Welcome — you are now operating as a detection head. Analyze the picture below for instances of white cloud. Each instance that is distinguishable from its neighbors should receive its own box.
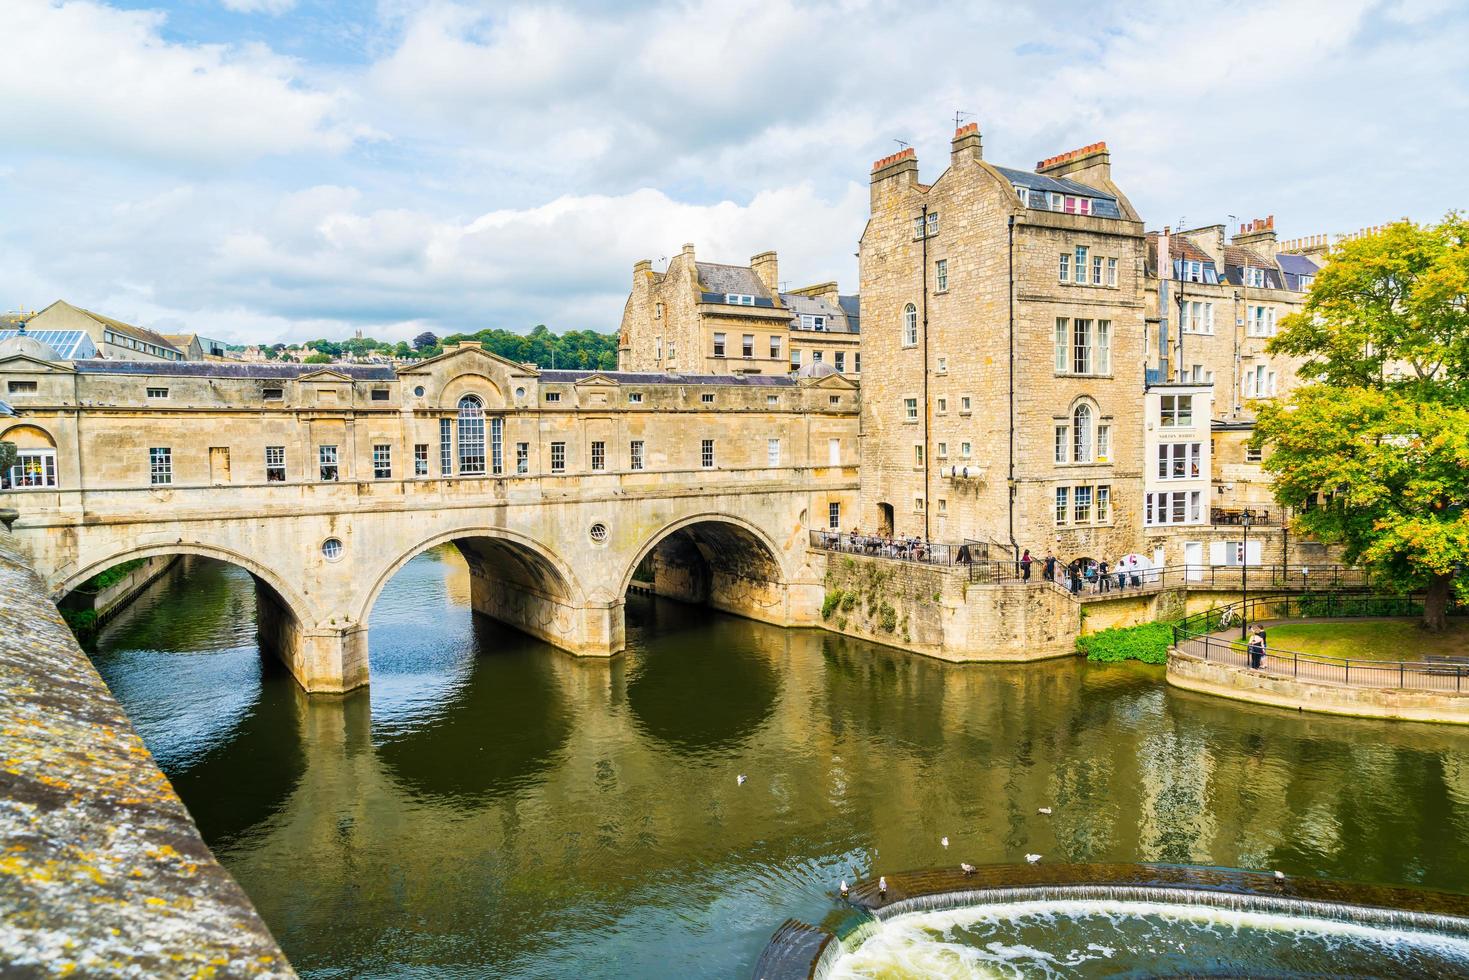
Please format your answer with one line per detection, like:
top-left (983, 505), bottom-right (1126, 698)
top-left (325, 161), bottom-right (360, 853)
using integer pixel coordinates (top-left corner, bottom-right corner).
top-left (221, 0), bottom-right (296, 13)
top-left (0, 0), bottom-right (353, 166)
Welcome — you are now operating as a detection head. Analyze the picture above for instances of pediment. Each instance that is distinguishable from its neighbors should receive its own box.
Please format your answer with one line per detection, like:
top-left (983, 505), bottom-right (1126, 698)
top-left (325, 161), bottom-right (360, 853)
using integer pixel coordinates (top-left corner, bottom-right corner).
top-left (799, 373), bottom-right (858, 390)
top-left (298, 368), bottom-right (354, 384)
top-left (396, 343), bottom-right (540, 378)
top-left (0, 353), bottom-right (74, 373)
top-left (573, 373), bottom-right (621, 387)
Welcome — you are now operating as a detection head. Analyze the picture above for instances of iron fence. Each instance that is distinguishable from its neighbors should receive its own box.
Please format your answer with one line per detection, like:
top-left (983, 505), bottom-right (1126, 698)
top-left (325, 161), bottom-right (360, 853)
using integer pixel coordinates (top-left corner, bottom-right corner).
top-left (807, 530), bottom-right (1004, 567)
top-left (1171, 592), bottom-right (1467, 693)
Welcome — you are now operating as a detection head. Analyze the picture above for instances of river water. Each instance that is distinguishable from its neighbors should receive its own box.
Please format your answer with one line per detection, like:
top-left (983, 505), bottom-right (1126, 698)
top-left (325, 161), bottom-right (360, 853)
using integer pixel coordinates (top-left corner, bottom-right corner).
top-left (88, 550), bottom-right (1469, 978)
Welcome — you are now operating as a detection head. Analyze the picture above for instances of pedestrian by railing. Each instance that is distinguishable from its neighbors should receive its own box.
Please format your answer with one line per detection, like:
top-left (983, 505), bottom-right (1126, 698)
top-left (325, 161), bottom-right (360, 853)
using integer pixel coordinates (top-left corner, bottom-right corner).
top-left (1171, 592), bottom-right (1468, 693)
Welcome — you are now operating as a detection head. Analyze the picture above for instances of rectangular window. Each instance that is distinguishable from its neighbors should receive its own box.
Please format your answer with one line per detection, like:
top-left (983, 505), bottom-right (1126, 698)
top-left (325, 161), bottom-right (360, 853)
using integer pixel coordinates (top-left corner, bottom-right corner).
top-left (770, 336), bottom-right (782, 359)
top-left (145, 447), bottom-right (172, 486)
top-left (516, 442), bottom-right (529, 474)
top-left (834, 351), bottom-right (846, 372)
top-left (926, 212), bottom-right (939, 237)
top-left (1074, 246), bottom-right (1088, 284)
top-left (264, 445), bottom-right (287, 482)
top-left (1106, 257), bottom-right (1118, 287)
top-left (1096, 424), bottom-right (1110, 463)
top-left (701, 392), bottom-right (715, 404)
top-left (741, 334), bottom-right (754, 357)
top-left (318, 445), bottom-right (337, 482)
top-left (490, 417), bottom-right (503, 474)
top-left (655, 337), bottom-right (663, 360)
top-left (937, 441), bottom-right (948, 458)
top-left (913, 496), bottom-right (924, 513)
top-left (371, 389), bottom-right (389, 401)
top-left (802, 314), bottom-right (827, 331)
top-left (1074, 485), bottom-right (1093, 523)
top-left (629, 440), bottom-right (644, 471)
top-left (812, 350), bottom-right (823, 364)
top-left (1096, 319), bottom-right (1110, 374)
top-left (373, 444), bottom-right (392, 479)
top-left (414, 444), bottom-right (428, 476)
top-left (629, 392), bottom-right (643, 404)
top-left (1073, 318), bottom-right (1092, 374)
top-left (854, 352), bottom-right (861, 373)
top-left (590, 441), bottom-right (605, 471)
top-left (935, 259), bottom-right (948, 292)
top-left (768, 438), bottom-right (781, 467)
top-left (936, 356), bottom-right (948, 374)
top-left (937, 498), bottom-right (947, 515)
top-left (937, 397), bottom-right (948, 413)
top-left (960, 396), bottom-right (971, 413)
top-left (914, 444), bottom-right (924, 467)
top-left (263, 386), bottom-right (284, 400)
top-left (1059, 252), bottom-right (1070, 282)
top-left (701, 439), bottom-right (715, 469)
top-left (1145, 490), bottom-right (1205, 526)
top-left (1204, 303), bottom-right (1215, 333)
top-left (1096, 485), bottom-right (1111, 522)
top-left (551, 442), bottom-right (566, 473)
top-left (1054, 424), bottom-right (1068, 464)
top-left (725, 294), bottom-right (755, 305)
top-left (146, 387), bottom-right (168, 399)
top-left (1160, 395), bottom-right (1194, 427)
top-left (545, 391), bottom-right (561, 403)
top-left (828, 438), bottom-right (841, 466)
top-left (10, 449), bottom-right (57, 488)
top-left (828, 501), bottom-right (841, 529)
top-left (961, 442), bottom-right (971, 457)
top-left (767, 394), bottom-right (779, 406)
top-left (1055, 318), bottom-right (1068, 372)
top-left (439, 418), bottom-right (452, 475)
top-left (904, 397), bottom-right (918, 421)
top-left (1092, 255), bottom-right (1103, 285)
top-left (7, 380), bottom-right (37, 393)
top-left (790, 348), bottom-right (801, 369)
top-left (1055, 486), bottom-right (1069, 525)
top-left (1245, 445), bottom-right (1263, 464)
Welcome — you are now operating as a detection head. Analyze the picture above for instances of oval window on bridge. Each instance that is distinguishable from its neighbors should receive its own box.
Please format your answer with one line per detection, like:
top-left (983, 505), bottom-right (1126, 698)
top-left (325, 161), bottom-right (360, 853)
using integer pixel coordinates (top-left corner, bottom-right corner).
top-left (589, 523), bottom-right (608, 543)
top-left (322, 538), bottom-right (344, 561)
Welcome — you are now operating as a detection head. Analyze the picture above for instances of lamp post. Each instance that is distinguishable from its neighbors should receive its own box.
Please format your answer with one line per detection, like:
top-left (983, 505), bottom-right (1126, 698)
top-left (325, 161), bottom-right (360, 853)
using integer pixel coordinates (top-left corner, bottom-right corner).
top-left (1240, 510), bottom-right (1254, 641)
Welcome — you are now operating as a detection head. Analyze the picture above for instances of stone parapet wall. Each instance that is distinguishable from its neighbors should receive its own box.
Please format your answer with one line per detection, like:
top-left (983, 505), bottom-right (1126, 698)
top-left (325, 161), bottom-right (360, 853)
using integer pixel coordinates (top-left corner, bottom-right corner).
top-left (1167, 649), bottom-right (1469, 725)
top-left (0, 528), bottom-right (293, 977)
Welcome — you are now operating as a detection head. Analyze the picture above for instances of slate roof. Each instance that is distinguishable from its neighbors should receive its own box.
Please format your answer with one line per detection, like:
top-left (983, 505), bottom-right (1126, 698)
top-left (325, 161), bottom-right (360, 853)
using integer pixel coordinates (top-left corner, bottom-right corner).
top-left (781, 292), bottom-right (855, 332)
top-left (73, 361), bottom-right (396, 380)
top-left (837, 294), bottom-right (861, 332)
top-left (695, 262), bottom-right (773, 299)
top-left (0, 329), bottom-right (98, 360)
top-left (67, 305), bottom-right (183, 355)
top-left (1221, 245), bottom-right (1286, 289)
top-left (539, 370), bottom-right (795, 387)
top-left (993, 166), bottom-right (1124, 219)
top-left (0, 399), bottom-right (13, 417)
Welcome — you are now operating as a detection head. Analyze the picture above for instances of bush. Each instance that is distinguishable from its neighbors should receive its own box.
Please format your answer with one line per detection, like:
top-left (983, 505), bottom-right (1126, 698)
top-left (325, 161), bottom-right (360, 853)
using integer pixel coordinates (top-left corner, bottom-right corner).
top-left (1075, 620), bottom-right (1176, 664)
top-left (61, 608), bottom-right (98, 644)
top-left (840, 590), bottom-right (857, 612)
top-left (822, 591), bottom-right (842, 620)
top-left (878, 602), bottom-right (898, 633)
top-left (85, 558), bottom-right (148, 592)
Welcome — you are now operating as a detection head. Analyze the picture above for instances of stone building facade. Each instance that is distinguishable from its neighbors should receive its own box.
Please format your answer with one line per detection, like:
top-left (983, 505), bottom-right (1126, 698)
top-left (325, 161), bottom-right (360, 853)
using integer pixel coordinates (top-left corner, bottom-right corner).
top-left (618, 244), bottom-right (860, 379)
top-left (18, 299), bottom-right (186, 362)
top-left (857, 126), bottom-right (1147, 562)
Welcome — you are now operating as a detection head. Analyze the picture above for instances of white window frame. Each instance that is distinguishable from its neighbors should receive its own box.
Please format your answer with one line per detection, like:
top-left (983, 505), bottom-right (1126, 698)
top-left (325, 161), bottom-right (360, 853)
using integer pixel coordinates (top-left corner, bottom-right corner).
top-left (1106, 257), bottom-right (1118, 287)
top-left (373, 443), bottom-right (392, 479)
top-left (318, 445), bottom-right (338, 482)
top-left (828, 501), bottom-right (841, 529)
top-left (550, 441), bottom-right (566, 473)
top-left (935, 259), bottom-right (948, 292)
top-left (701, 439), bottom-right (715, 469)
top-left (767, 438), bottom-right (781, 467)
top-left (713, 332), bottom-right (726, 357)
top-left (10, 448), bottom-right (57, 489)
top-left (903, 397), bottom-right (918, 422)
top-left (629, 440), bottom-right (644, 471)
top-left (591, 440), bottom-right (606, 471)
top-left (902, 304), bottom-right (918, 346)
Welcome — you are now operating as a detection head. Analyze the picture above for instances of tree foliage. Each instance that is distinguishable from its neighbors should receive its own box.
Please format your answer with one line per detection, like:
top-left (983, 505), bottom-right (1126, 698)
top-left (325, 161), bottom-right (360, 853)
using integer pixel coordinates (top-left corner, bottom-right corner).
top-left (1257, 214), bottom-right (1469, 629)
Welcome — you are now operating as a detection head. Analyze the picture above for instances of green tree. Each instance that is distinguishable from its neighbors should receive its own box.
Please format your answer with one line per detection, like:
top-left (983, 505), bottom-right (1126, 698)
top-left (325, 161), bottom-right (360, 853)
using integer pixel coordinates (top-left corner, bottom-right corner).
top-left (413, 331), bottom-right (438, 351)
top-left (1256, 215), bottom-right (1469, 630)
top-left (303, 352), bottom-right (333, 364)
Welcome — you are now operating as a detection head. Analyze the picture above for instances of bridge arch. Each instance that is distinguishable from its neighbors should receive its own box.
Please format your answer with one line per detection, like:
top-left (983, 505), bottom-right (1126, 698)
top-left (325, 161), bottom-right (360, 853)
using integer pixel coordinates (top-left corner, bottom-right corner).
top-left (620, 513), bottom-right (793, 626)
top-left (53, 541), bottom-right (315, 627)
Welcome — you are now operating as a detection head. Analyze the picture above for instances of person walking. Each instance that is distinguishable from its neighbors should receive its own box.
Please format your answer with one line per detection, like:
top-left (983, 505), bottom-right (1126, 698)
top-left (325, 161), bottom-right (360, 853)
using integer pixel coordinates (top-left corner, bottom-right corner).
top-left (1068, 559), bottom-right (1083, 596)
top-left (1043, 552), bottom-right (1056, 582)
top-left (1247, 626), bottom-right (1266, 670)
top-left (1020, 549), bottom-right (1033, 582)
top-left (1098, 558), bottom-right (1110, 593)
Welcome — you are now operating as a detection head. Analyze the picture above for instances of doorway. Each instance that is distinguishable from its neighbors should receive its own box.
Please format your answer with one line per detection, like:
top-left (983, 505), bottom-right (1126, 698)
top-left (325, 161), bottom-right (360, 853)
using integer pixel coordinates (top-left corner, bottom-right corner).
top-left (877, 502), bottom-right (894, 538)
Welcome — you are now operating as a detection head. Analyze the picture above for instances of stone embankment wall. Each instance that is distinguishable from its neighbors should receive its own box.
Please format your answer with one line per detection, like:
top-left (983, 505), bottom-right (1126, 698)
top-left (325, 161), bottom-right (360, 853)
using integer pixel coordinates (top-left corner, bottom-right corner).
top-left (73, 554), bottom-right (178, 621)
top-left (0, 524), bottom-right (294, 977)
top-left (1167, 651), bottom-right (1469, 725)
top-left (817, 553), bottom-right (1079, 661)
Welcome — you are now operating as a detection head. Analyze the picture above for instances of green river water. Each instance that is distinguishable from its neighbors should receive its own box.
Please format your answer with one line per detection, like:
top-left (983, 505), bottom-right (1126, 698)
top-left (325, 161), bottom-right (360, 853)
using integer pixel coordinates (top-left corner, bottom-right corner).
top-left (86, 549), bottom-right (1469, 978)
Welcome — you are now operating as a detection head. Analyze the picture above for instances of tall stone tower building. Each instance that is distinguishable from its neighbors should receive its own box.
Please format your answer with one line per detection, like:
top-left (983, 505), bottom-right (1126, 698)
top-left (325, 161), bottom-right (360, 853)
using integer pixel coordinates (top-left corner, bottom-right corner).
top-left (858, 125), bottom-right (1147, 562)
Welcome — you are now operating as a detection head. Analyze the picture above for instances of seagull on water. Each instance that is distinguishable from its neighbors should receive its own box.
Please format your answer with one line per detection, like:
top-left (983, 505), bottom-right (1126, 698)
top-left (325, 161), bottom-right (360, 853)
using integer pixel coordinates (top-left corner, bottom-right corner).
top-left (1037, 807), bottom-right (1052, 815)
top-left (840, 880), bottom-right (849, 898)
top-left (736, 774), bottom-right (746, 786)
top-left (1025, 853), bottom-right (1042, 864)
top-left (960, 863), bottom-right (976, 876)
top-left (878, 875), bottom-right (888, 896)
top-left (941, 836), bottom-right (949, 848)
top-left (1274, 871), bottom-right (1285, 880)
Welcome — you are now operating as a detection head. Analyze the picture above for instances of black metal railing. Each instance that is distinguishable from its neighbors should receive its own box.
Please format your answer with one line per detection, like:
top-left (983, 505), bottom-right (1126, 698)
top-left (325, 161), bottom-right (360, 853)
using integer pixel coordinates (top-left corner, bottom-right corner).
top-left (807, 530), bottom-right (1002, 567)
top-left (1171, 592), bottom-right (1468, 693)
top-left (969, 561), bottom-right (1367, 592)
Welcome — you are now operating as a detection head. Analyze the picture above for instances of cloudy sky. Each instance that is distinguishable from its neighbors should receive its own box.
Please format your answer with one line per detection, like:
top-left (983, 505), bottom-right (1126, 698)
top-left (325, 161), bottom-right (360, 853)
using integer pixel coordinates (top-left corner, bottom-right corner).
top-left (2, 0), bottom-right (1465, 344)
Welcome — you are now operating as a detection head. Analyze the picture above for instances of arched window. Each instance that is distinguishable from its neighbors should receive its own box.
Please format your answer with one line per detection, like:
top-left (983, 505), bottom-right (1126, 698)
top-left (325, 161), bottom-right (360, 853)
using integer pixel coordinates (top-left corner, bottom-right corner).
top-left (903, 304), bottom-right (918, 346)
top-left (457, 395), bottom-right (486, 475)
top-left (1072, 404), bottom-right (1092, 462)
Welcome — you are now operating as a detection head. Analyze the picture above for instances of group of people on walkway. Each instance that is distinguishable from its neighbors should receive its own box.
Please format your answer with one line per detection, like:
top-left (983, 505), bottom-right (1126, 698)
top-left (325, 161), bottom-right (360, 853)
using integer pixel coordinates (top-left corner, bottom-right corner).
top-left (823, 529), bottom-right (939, 564)
top-left (1016, 550), bottom-right (1152, 595)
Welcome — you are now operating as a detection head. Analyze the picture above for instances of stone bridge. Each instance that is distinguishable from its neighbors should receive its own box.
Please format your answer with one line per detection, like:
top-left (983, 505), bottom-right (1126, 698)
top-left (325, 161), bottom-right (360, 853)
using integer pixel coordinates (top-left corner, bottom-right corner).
top-left (1, 343), bottom-right (860, 692)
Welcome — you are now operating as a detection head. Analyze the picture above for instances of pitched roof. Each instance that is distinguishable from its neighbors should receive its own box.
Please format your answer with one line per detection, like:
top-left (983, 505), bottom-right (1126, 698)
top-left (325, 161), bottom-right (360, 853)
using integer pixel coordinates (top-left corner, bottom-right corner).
top-left (72, 361), bottom-right (396, 380)
top-left (64, 303), bottom-right (183, 355)
top-left (539, 370), bottom-right (795, 387)
top-left (0, 329), bottom-right (98, 360)
top-left (993, 165), bottom-right (1124, 219)
top-left (695, 262), bottom-right (772, 299)
top-left (1275, 253), bottom-right (1320, 276)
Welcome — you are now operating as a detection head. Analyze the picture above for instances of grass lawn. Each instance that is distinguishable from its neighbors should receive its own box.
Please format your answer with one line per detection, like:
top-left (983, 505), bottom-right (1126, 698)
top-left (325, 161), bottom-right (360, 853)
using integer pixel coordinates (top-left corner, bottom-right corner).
top-left (1264, 618), bottom-right (1469, 662)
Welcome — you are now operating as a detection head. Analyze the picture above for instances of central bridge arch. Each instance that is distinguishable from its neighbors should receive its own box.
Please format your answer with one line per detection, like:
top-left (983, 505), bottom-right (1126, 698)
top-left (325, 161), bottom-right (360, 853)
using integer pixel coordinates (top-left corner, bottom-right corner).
top-left (358, 525), bottom-right (612, 659)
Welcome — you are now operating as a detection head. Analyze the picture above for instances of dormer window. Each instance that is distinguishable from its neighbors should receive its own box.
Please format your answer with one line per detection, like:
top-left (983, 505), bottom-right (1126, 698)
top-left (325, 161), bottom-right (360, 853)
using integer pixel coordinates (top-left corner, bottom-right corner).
top-left (1015, 186), bottom-right (1029, 205)
top-left (1184, 260), bottom-right (1203, 283)
top-left (1245, 267), bottom-right (1266, 288)
top-left (725, 293), bottom-right (755, 306)
top-left (1298, 275), bottom-right (1314, 291)
top-left (802, 314), bottom-right (826, 331)
top-left (1063, 196), bottom-right (1091, 215)
top-left (1048, 192), bottom-right (1063, 210)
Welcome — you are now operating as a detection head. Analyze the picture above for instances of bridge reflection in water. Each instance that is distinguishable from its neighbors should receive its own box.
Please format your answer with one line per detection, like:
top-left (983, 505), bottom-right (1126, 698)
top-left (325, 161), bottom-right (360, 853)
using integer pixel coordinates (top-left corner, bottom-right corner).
top-left (85, 546), bottom-right (1469, 979)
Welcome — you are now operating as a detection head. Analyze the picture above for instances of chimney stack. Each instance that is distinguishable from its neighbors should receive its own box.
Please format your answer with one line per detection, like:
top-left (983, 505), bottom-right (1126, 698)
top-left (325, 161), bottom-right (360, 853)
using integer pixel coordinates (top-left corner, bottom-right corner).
top-left (950, 122), bottom-right (982, 165)
top-left (750, 251), bottom-right (779, 295)
top-left (1036, 142), bottom-right (1111, 187)
top-left (870, 147), bottom-right (919, 209)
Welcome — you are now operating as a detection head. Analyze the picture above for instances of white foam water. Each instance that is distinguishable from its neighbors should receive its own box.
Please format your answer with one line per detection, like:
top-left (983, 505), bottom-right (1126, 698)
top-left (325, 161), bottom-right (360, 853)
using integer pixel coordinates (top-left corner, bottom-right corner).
top-left (825, 898), bottom-right (1469, 979)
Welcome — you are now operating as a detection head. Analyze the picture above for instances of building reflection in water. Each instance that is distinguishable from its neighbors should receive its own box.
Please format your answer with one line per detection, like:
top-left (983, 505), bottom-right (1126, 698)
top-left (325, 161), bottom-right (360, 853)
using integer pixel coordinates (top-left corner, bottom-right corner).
top-left (86, 546), bottom-right (1469, 980)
